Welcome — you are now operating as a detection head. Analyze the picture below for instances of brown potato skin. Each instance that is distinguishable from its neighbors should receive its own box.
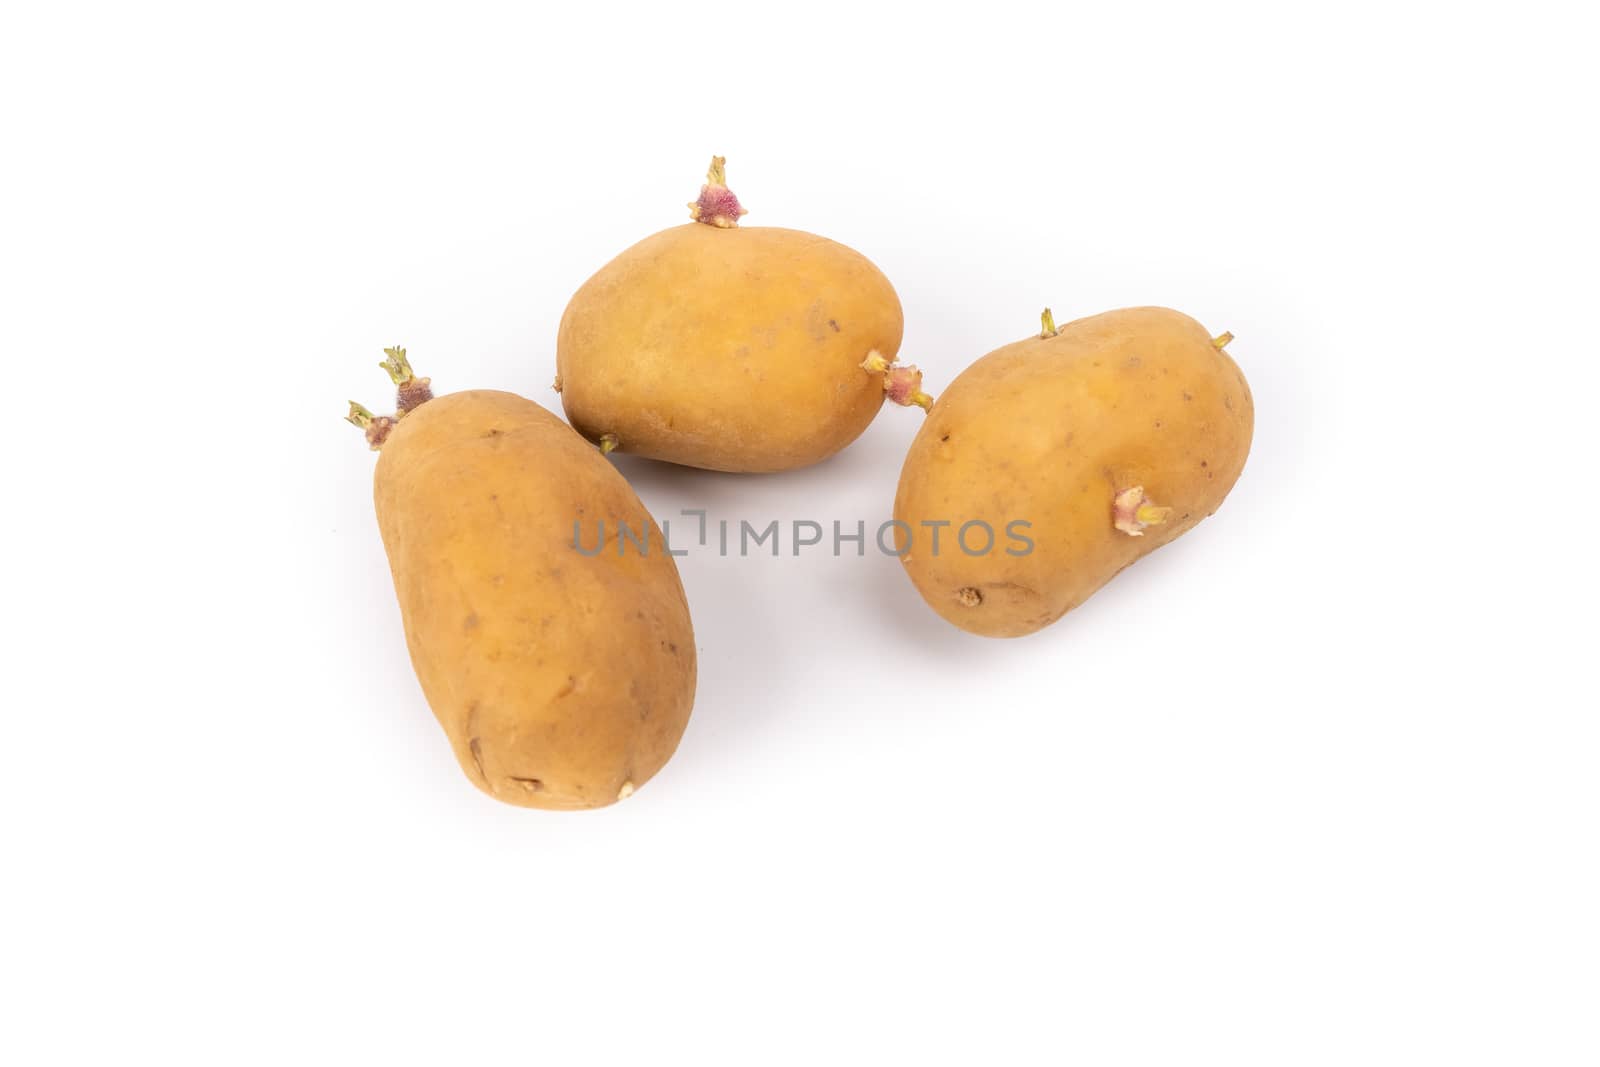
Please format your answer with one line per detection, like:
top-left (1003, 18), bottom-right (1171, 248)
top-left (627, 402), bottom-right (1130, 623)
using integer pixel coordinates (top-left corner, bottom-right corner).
top-left (893, 307), bottom-right (1254, 638)
top-left (374, 390), bottom-right (696, 809)
top-left (557, 224), bottom-right (904, 472)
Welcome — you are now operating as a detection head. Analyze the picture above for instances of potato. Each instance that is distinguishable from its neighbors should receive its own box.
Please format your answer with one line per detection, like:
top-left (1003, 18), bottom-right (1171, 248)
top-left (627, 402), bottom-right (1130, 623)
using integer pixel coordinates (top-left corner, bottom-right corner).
top-left (892, 307), bottom-right (1253, 638)
top-left (555, 157), bottom-right (919, 472)
top-left (353, 361), bottom-right (696, 809)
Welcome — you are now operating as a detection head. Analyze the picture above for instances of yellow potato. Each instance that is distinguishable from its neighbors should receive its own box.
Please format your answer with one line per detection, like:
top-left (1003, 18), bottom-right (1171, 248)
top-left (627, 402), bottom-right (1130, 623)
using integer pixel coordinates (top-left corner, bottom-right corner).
top-left (556, 157), bottom-right (918, 472)
top-left (353, 360), bottom-right (695, 809)
top-left (893, 307), bottom-right (1253, 638)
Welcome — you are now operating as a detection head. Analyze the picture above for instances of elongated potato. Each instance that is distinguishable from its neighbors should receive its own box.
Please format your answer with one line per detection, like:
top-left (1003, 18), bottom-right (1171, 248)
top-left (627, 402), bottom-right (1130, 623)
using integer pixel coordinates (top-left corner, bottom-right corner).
top-left (555, 157), bottom-right (922, 472)
top-left (353, 358), bottom-right (695, 809)
top-left (893, 307), bottom-right (1253, 638)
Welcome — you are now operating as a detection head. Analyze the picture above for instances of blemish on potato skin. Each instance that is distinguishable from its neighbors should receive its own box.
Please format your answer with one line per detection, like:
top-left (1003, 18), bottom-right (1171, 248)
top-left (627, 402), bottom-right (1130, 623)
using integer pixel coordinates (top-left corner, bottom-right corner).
top-left (828, 318), bottom-right (841, 332)
top-left (463, 612), bottom-right (480, 631)
top-left (955, 587), bottom-right (983, 607)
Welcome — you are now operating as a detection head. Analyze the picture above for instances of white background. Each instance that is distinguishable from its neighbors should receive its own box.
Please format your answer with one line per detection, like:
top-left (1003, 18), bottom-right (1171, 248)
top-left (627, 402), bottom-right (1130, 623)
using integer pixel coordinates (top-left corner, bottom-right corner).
top-left (3, 2), bottom-right (1596, 1063)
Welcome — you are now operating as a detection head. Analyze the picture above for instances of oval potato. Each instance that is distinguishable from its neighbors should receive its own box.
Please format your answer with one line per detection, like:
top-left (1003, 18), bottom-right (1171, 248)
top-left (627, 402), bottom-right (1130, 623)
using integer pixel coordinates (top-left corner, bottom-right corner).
top-left (557, 220), bottom-right (904, 472)
top-left (893, 307), bottom-right (1254, 638)
top-left (375, 390), bottom-right (696, 808)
